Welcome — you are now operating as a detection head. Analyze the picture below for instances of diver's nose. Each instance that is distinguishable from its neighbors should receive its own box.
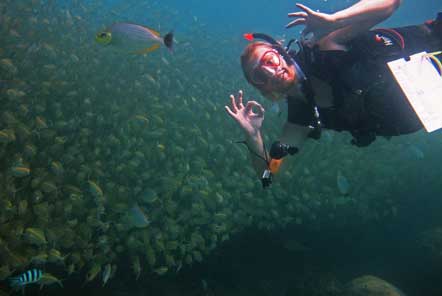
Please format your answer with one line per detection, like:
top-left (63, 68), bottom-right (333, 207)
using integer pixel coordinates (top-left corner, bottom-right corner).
top-left (261, 66), bottom-right (276, 76)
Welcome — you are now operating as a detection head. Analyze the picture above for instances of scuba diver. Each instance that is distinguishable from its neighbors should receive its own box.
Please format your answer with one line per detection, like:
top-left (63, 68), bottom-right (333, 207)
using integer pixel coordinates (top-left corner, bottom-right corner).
top-left (225, 0), bottom-right (442, 188)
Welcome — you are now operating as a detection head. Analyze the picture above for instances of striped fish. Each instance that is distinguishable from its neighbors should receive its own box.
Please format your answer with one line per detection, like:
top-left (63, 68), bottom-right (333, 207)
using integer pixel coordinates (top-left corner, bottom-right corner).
top-left (8, 269), bottom-right (43, 288)
top-left (95, 22), bottom-right (173, 55)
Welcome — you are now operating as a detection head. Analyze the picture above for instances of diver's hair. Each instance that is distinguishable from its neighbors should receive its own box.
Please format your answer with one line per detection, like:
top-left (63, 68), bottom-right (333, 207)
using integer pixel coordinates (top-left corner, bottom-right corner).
top-left (240, 41), bottom-right (270, 85)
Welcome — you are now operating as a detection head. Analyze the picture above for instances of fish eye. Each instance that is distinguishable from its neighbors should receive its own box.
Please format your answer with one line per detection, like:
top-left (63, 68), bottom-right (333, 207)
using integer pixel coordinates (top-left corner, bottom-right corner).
top-left (100, 32), bottom-right (108, 38)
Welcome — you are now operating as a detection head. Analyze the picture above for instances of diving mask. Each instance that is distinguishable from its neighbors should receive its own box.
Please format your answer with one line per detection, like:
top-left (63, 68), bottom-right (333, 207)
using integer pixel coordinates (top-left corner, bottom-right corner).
top-left (250, 49), bottom-right (286, 85)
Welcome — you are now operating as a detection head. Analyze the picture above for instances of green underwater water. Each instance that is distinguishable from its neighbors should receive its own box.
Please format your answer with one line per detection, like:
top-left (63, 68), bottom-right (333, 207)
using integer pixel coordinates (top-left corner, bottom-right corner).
top-left (1, 0), bottom-right (442, 295)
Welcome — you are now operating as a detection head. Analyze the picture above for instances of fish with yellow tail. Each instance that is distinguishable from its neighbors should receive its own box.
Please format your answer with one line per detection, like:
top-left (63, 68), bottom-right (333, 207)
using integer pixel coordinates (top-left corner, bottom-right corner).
top-left (83, 263), bottom-right (101, 286)
top-left (38, 273), bottom-right (63, 289)
top-left (96, 22), bottom-right (173, 55)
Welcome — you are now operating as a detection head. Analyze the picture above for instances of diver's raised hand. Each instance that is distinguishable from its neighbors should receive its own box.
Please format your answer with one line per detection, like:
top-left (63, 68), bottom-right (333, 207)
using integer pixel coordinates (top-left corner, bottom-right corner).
top-left (225, 90), bottom-right (265, 138)
top-left (286, 3), bottom-right (338, 43)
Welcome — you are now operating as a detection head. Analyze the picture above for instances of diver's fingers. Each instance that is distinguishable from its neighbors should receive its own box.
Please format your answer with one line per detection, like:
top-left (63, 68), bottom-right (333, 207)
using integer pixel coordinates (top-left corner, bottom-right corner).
top-left (255, 103), bottom-right (265, 117)
top-left (229, 94), bottom-right (238, 113)
top-left (238, 90), bottom-right (244, 109)
top-left (286, 18), bottom-right (306, 29)
top-left (225, 105), bottom-right (238, 120)
top-left (296, 3), bottom-right (315, 15)
top-left (288, 11), bottom-right (307, 18)
top-left (245, 101), bottom-right (264, 116)
top-left (244, 101), bottom-right (254, 114)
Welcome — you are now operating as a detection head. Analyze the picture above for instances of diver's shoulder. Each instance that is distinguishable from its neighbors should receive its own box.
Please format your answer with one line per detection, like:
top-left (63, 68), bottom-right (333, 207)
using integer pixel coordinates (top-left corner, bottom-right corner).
top-left (315, 38), bottom-right (349, 51)
top-left (298, 33), bottom-right (350, 53)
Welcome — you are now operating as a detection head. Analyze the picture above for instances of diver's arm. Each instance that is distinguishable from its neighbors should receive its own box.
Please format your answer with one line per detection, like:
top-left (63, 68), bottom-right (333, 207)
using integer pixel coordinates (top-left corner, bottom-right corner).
top-left (273, 122), bottom-right (310, 174)
top-left (287, 0), bottom-right (402, 46)
top-left (245, 131), bottom-right (269, 177)
top-left (247, 122), bottom-right (309, 178)
top-left (225, 91), bottom-right (269, 177)
top-left (332, 0), bottom-right (402, 30)
top-left (324, 0), bottom-right (402, 46)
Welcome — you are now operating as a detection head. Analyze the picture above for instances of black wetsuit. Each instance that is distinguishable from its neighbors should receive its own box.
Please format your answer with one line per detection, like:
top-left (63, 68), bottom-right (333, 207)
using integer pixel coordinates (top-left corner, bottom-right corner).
top-left (287, 20), bottom-right (442, 146)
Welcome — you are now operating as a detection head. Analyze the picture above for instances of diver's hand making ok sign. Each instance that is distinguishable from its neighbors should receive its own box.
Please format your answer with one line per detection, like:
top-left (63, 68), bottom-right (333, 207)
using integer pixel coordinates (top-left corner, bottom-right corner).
top-left (286, 3), bottom-right (338, 43)
top-left (225, 90), bottom-right (265, 138)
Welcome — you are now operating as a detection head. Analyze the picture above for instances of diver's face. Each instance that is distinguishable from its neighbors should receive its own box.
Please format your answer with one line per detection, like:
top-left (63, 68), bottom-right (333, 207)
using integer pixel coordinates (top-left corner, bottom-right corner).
top-left (248, 44), bottom-right (296, 96)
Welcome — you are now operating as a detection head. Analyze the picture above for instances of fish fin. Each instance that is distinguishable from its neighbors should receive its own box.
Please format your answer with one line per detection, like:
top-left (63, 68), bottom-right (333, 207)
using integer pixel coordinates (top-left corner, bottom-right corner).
top-left (163, 31), bottom-right (174, 51)
top-left (132, 43), bottom-right (161, 55)
top-left (8, 277), bottom-right (21, 288)
top-left (148, 28), bottom-right (161, 37)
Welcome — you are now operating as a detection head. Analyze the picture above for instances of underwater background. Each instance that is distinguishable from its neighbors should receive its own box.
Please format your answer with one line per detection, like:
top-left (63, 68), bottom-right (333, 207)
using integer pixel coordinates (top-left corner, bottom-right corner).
top-left (1, 0), bottom-right (442, 295)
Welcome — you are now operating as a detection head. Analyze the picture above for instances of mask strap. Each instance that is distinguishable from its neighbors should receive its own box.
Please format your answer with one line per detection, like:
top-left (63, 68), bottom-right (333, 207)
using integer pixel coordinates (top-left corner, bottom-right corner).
top-left (244, 33), bottom-right (279, 44)
top-left (294, 61), bottom-right (306, 81)
top-left (244, 32), bottom-right (295, 66)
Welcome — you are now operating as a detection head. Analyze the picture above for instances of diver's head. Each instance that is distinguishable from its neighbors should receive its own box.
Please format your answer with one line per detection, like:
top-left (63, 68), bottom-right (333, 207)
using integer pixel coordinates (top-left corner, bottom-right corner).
top-left (95, 31), bottom-right (112, 45)
top-left (241, 41), bottom-right (300, 101)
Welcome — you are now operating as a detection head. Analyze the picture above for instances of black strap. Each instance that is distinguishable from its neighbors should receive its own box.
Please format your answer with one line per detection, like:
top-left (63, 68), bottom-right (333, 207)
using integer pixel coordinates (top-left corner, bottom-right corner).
top-left (300, 78), bottom-right (322, 139)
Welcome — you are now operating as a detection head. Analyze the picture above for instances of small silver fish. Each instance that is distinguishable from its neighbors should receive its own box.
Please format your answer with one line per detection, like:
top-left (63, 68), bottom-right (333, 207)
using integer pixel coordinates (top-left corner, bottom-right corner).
top-left (337, 171), bottom-right (350, 195)
top-left (409, 145), bottom-right (424, 160)
top-left (102, 264), bottom-right (112, 287)
top-left (128, 203), bottom-right (150, 228)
